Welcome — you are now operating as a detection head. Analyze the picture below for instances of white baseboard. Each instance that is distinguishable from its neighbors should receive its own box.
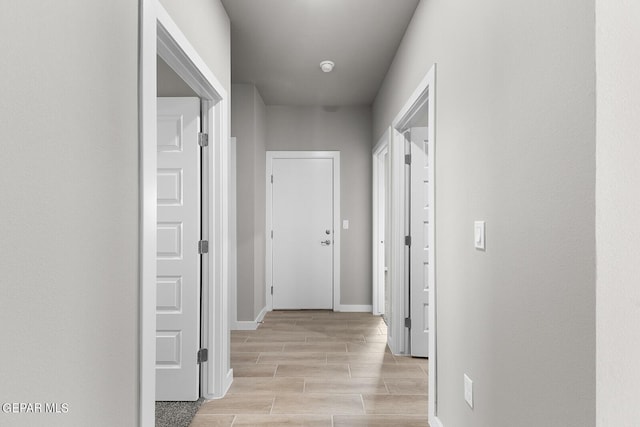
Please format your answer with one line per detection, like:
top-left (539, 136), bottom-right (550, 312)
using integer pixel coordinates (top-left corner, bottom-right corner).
top-left (223, 368), bottom-right (233, 396)
top-left (430, 416), bottom-right (444, 427)
top-left (207, 368), bottom-right (234, 400)
top-left (255, 305), bottom-right (268, 323)
top-left (231, 321), bottom-right (258, 331)
top-left (231, 306), bottom-right (269, 330)
top-left (336, 304), bottom-right (373, 312)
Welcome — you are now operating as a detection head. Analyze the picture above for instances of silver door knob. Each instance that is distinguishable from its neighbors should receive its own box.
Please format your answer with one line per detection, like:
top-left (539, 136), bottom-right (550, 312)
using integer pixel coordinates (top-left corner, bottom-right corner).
top-left (321, 240), bottom-right (331, 246)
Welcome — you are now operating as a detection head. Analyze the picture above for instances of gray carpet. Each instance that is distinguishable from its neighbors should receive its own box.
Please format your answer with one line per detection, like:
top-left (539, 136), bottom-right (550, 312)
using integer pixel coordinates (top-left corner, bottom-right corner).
top-left (155, 398), bottom-right (204, 427)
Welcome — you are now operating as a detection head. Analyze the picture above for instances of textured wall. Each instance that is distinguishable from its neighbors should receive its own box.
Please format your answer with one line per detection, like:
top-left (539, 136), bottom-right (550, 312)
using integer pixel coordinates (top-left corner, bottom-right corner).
top-left (0, 1), bottom-right (139, 425)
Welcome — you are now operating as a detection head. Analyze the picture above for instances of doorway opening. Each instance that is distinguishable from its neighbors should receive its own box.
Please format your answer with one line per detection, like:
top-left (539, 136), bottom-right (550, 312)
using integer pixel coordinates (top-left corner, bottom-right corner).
top-left (140, 3), bottom-right (232, 425)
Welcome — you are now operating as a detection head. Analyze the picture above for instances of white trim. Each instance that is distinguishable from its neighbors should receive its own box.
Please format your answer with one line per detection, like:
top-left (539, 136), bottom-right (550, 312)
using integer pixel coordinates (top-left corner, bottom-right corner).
top-left (427, 68), bottom-right (437, 426)
top-left (139, 1), bottom-right (157, 425)
top-left (207, 368), bottom-right (233, 400)
top-left (156, 7), bottom-right (225, 101)
top-left (372, 129), bottom-right (391, 316)
top-left (431, 416), bottom-right (444, 427)
top-left (255, 305), bottom-right (268, 323)
top-left (140, 3), bottom-right (231, 424)
top-left (336, 305), bottom-right (373, 313)
top-left (231, 306), bottom-right (268, 331)
top-left (228, 137), bottom-right (238, 333)
top-left (265, 151), bottom-right (341, 311)
top-left (390, 64), bottom-right (438, 424)
top-left (232, 321), bottom-right (260, 331)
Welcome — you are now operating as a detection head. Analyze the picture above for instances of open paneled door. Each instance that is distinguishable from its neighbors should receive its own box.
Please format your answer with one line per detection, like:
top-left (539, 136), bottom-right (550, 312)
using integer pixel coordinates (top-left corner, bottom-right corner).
top-left (156, 97), bottom-right (201, 401)
top-left (409, 127), bottom-right (430, 358)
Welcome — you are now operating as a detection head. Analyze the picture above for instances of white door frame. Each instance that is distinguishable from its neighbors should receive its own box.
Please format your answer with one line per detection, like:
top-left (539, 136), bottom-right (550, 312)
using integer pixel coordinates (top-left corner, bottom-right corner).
top-left (372, 129), bottom-right (390, 317)
top-left (140, 2), bottom-right (232, 425)
top-left (388, 64), bottom-right (439, 426)
top-left (265, 151), bottom-right (341, 311)
top-left (228, 138), bottom-right (238, 329)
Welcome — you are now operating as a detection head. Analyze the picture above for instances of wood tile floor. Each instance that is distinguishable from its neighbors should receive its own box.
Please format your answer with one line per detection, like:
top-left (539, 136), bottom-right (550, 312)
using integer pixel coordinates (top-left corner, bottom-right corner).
top-left (190, 310), bottom-right (429, 426)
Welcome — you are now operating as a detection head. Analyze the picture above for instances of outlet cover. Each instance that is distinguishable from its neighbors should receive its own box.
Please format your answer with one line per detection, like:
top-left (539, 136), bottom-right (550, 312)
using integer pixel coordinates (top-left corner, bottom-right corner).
top-left (464, 374), bottom-right (474, 408)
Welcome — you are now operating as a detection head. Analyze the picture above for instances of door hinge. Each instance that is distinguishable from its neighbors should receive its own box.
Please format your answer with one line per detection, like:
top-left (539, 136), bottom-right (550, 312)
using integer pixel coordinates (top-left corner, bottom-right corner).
top-left (270, 174), bottom-right (273, 184)
top-left (271, 286), bottom-right (274, 295)
top-left (197, 348), bottom-right (208, 364)
top-left (405, 154), bottom-right (411, 165)
top-left (198, 240), bottom-right (209, 254)
top-left (405, 235), bottom-right (412, 246)
top-left (198, 132), bottom-right (209, 147)
top-left (270, 230), bottom-right (273, 239)
top-left (405, 317), bottom-right (412, 328)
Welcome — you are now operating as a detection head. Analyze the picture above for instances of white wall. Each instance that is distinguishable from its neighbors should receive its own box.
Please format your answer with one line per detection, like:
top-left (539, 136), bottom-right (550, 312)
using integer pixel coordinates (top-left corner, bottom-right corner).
top-left (595, 1), bottom-right (640, 425)
top-left (266, 106), bottom-right (372, 306)
top-left (374, 1), bottom-right (595, 426)
top-left (232, 84), bottom-right (267, 321)
top-left (0, 1), bottom-right (230, 425)
top-left (0, 1), bottom-right (138, 425)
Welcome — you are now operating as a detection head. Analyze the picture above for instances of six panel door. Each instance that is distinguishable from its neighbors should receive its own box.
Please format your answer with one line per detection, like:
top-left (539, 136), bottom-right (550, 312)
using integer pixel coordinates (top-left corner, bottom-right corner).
top-left (156, 97), bottom-right (201, 401)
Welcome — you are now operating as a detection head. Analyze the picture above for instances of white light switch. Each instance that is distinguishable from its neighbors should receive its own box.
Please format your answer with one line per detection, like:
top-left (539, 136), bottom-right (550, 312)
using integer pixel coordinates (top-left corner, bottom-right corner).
top-left (474, 221), bottom-right (485, 250)
top-left (343, 220), bottom-right (349, 230)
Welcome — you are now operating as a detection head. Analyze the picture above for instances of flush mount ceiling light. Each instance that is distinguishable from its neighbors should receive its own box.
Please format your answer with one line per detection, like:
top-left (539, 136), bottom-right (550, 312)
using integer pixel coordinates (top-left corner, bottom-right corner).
top-left (320, 60), bottom-right (335, 73)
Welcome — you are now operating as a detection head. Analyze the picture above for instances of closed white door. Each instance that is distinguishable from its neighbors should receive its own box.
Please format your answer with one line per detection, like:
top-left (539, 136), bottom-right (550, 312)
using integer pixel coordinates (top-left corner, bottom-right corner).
top-left (156, 97), bottom-right (201, 401)
top-left (410, 127), bottom-right (430, 357)
top-left (271, 157), bottom-right (334, 309)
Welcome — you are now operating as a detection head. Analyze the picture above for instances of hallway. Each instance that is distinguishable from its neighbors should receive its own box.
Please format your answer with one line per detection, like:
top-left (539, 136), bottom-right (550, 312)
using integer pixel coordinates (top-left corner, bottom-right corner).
top-left (190, 311), bottom-right (428, 426)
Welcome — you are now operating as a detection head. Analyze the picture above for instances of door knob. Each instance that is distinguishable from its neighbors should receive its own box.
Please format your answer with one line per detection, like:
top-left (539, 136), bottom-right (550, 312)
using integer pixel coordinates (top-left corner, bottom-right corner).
top-left (321, 240), bottom-right (331, 246)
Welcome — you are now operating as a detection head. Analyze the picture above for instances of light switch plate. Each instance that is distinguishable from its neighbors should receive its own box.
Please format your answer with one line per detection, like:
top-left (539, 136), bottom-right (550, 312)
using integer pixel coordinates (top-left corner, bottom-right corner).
top-left (343, 220), bottom-right (349, 230)
top-left (474, 221), bottom-right (485, 250)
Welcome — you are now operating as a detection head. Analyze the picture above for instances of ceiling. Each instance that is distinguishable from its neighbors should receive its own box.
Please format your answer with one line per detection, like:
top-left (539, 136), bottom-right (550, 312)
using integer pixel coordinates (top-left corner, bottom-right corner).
top-left (221, 0), bottom-right (420, 106)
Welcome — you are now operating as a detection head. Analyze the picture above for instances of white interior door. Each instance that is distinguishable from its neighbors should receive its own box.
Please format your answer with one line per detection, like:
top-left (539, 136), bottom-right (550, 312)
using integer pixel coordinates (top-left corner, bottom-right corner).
top-left (156, 97), bottom-right (201, 401)
top-left (410, 126), bottom-right (430, 357)
top-left (271, 157), bottom-right (334, 309)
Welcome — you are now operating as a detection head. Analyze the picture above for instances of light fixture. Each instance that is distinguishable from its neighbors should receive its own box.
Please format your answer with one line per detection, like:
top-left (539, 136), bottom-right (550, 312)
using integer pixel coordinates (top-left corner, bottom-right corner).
top-left (320, 60), bottom-right (335, 73)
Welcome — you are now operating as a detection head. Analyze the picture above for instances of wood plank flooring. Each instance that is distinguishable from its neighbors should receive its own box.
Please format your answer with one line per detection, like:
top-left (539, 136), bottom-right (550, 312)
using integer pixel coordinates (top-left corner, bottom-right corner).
top-left (190, 310), bottom-right (429, 426)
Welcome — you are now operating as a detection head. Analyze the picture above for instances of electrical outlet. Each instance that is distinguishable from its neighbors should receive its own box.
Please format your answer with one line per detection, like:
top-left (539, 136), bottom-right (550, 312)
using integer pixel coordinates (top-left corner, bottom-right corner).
top-left (464, 374), bottom-right (474, 408)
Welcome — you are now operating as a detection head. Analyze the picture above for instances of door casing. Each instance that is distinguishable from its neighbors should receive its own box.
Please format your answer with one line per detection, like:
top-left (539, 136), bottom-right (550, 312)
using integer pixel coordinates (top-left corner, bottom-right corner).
top-left (373, 131), bottom-right (391, 318)
top-left (265, 151), bottom-right (341, 312)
